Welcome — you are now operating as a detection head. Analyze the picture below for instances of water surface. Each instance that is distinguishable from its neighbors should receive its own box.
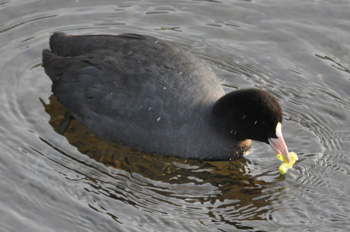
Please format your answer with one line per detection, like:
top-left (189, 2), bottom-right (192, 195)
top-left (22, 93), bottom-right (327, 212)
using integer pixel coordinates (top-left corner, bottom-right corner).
top-left (1, 0), bottom-right (350, 231)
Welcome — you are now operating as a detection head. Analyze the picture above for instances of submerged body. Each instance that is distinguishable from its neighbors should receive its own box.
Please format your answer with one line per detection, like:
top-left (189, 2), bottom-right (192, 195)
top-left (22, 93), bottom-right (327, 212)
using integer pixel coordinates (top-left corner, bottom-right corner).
top-left (43, 32), bottom-right (289, 161)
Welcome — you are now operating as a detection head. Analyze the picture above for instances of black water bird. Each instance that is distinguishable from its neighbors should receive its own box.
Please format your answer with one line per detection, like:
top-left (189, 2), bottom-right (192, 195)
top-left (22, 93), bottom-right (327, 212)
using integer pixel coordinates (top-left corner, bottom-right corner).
top-left (42, 32), bottom-right (289, 161)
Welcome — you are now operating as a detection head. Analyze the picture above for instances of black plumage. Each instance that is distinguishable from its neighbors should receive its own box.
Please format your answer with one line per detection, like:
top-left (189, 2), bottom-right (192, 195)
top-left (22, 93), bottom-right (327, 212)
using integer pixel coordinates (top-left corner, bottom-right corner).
top-left (42, 32), bottom-right (284, 160)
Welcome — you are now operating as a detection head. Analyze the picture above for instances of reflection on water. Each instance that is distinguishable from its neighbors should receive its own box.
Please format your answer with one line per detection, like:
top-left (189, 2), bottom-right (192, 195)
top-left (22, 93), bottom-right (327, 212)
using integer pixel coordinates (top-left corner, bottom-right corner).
top-left (43, 95), bottom-right (276, 230)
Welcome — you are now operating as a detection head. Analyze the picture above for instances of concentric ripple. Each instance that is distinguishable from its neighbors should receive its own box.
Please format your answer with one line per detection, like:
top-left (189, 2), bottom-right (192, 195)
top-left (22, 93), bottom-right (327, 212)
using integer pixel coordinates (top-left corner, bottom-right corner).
top-left (1, 0), bottom-right (350, 231)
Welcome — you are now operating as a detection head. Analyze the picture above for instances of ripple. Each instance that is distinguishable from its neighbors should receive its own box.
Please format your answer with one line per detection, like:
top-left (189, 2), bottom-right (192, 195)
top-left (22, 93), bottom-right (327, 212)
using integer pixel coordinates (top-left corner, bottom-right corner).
top-left (266, 207), bottom-right (312, 228)
top-left (1, 0), bottom-right (350, 231)
top-left (0, 14), bottom-right (56, 34)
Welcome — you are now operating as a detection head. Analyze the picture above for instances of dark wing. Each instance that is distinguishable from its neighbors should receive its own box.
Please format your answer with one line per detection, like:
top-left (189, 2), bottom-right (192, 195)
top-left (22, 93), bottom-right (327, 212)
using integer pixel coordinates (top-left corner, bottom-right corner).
top-left (42, 33), bottom-right (225, 154)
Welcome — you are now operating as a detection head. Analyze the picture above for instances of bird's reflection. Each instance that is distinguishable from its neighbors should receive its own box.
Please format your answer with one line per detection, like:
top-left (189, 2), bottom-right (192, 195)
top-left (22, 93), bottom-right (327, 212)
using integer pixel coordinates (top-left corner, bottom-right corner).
top-left (43, 95), bottom-right (277, 228)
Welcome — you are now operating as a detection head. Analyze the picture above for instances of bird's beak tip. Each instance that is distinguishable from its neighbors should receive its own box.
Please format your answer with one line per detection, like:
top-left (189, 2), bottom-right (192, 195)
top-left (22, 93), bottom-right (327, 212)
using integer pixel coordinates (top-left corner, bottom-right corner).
top-left (269, 122), bottom-right (289, 162)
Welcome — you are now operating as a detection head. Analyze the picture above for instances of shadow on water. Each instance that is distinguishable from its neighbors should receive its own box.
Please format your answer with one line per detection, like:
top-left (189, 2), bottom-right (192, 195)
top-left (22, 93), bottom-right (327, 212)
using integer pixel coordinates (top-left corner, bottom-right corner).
top-left (42, 95), bottom-right (281, 230)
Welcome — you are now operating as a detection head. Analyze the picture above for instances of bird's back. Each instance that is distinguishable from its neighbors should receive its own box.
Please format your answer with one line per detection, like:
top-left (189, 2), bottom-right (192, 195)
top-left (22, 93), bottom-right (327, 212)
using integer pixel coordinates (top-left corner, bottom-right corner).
top-left (43, 33), bottom-right (230, 159)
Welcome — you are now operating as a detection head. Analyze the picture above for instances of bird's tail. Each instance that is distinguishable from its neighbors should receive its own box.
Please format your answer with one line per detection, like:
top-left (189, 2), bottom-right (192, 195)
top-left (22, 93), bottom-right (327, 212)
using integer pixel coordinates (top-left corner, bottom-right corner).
top-left (49, 32), bottom-right (69, 55)
top-left (42, 49), bottom-right (67, 81)
top-left (42, 49), bottom-right (55, 64)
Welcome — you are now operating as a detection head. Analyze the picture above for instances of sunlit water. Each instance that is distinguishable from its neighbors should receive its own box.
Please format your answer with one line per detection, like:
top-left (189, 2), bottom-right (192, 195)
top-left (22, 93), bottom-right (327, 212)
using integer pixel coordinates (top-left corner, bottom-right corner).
top-left (1, 0), bottom-right (350, 231)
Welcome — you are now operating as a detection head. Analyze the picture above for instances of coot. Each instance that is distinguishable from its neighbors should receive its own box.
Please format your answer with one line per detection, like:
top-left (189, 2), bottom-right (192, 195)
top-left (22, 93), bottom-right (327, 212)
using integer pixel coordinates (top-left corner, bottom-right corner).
top-left (42, 32), bottom-right (290, 161)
